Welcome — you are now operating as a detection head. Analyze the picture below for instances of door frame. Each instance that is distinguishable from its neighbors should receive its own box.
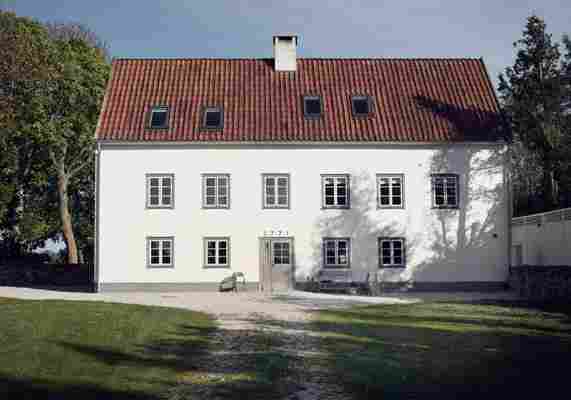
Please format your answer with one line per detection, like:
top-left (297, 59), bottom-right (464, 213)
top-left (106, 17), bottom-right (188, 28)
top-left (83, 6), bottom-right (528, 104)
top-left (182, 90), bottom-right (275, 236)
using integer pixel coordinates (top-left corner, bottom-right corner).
top-left (258, 236), bottom-right (295, 292)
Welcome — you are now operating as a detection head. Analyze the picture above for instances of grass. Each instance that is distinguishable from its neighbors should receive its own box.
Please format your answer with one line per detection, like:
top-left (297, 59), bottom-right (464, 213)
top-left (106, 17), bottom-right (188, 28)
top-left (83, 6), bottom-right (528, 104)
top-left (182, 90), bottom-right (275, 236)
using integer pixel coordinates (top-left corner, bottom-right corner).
top-left (314, 300), bottom-right (571, 399)
top-left (0, 297), bottom-right (214, 399)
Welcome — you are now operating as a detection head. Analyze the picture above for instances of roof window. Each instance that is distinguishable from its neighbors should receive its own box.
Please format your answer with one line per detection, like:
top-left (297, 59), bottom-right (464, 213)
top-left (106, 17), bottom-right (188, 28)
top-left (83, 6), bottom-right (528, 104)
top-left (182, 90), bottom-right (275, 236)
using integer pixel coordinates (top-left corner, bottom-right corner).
top-left (352, 95), bottom-right (372, 117)
top-left (303, 96), bottom-right (322, 119)
top-left (202, 107), bottom-right (223, 130)
top-left (149, 106), bottom-right (169, 129)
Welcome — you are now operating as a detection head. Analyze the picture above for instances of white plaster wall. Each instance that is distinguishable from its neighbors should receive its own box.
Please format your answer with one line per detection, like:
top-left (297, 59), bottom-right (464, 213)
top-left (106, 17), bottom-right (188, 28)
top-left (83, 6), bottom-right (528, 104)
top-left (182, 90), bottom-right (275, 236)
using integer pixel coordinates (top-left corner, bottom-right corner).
top-left (97, 144), bottom-right (509, 284)
top-left (511, 217), bottom-right (571, 266)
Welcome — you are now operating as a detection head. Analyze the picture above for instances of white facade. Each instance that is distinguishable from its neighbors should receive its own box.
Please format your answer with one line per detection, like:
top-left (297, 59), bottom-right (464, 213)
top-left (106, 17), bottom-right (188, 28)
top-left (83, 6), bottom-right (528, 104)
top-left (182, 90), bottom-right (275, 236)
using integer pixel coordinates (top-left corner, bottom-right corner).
top-left (95, 143), bottom-right (509, 290)
top-left (511, 208), bottom-right (571, 266)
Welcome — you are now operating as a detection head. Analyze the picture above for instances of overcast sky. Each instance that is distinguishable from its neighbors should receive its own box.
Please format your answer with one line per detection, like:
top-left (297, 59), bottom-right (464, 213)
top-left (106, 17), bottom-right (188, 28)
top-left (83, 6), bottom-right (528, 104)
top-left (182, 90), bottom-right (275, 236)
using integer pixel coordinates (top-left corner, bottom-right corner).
top-left (2, 0), bottom-right (570, 86)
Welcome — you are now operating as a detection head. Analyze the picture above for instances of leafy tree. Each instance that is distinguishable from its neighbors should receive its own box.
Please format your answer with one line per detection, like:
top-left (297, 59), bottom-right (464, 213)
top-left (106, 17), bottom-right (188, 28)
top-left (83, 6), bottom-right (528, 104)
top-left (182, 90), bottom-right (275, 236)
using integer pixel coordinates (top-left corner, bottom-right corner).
top-left (0, 12), bottom-right (59, 258)
top-left (499, 15), bottom-right (568, 213)
top-left (0, 11), bottom-right (109, 263)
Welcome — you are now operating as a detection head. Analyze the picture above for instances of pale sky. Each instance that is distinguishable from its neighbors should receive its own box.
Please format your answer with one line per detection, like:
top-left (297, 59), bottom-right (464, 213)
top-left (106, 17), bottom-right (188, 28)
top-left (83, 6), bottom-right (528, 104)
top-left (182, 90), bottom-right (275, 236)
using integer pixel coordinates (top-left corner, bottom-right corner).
top-left (2, 0), bottom-right (570, 87)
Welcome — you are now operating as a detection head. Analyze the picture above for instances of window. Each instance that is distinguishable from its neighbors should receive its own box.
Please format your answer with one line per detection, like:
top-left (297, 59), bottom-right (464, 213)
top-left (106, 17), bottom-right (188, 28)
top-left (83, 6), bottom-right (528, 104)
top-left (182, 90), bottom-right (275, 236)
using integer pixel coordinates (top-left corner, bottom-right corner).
top-left (202, 174), bottom-right (230, 208)
top-left (431, 174), bottom-right (459, 208)
top-left (352, 95), bottom-right (372, 117)
top-left (148, 106), bottom-right (169, 129)
top-left (147, 237), bottom-right (174, 268)
top-left (303, 96), bottom-right (322, 119)
top-left (202, 107), bottom-right (223, 129)
top-left (322, 174), bottom-right (350, 208)
top-left (378, 238), bottom-right (405, 268)
top-left (377, 174), bottom-right (404, 208)
top-left (273, 241), bottom-right (291, 265)
top-left (204, 237), bottom-right (230, 268)
top-left (323, 238), bottom-right (350, 268)
top-left (146, 174), bottom-right (174, 208)
top-left (263, 174), bottom-right (290, 208)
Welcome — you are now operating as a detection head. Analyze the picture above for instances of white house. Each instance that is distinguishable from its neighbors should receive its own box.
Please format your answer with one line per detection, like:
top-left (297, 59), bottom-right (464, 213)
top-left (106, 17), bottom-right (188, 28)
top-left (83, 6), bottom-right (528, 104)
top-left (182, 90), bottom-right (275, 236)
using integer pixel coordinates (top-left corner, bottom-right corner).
top-left (94, 35), bottom-right (510, 292)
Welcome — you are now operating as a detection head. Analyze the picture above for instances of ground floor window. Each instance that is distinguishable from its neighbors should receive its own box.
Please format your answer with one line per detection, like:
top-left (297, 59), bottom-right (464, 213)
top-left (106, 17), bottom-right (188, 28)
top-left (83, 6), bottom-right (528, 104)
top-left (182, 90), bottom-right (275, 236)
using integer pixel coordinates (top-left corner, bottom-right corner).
top-left (323, 238), bottom-right (350, 268)
top-left (272, 241), bottom-right (291, 264)
top-left (204, 237), bottom-right (230, 268)
top-left (147, 237), bottom-right (174, 268)
top-left (378, 237), bottom-right (405, 267)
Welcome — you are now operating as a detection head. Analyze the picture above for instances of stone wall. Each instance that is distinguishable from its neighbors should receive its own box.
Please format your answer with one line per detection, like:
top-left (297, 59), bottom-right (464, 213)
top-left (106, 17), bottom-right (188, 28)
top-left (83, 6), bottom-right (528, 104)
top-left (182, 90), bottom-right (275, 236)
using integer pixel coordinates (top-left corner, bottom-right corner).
top-left (509, 265), bottom-right (571, 300)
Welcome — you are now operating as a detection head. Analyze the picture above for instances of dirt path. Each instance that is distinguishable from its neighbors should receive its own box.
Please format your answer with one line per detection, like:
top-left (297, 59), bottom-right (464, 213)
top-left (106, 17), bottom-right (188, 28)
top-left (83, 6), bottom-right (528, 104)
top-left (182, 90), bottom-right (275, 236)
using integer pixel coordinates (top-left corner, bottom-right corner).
top-left (167, 308), bottom-right (353, 400)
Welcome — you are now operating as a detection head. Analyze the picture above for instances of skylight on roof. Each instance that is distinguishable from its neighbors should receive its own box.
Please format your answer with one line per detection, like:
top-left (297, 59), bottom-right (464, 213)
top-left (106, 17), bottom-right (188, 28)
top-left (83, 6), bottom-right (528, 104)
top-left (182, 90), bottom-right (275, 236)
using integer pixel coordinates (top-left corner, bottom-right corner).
top-left (352, 96), bottom-right (372, 117)
top-left (149, 106), bottom-right (169, 129)
top-left (202, 107), bottom-right (223, 130)
top-left (303, 96), bottom-right (322, 119)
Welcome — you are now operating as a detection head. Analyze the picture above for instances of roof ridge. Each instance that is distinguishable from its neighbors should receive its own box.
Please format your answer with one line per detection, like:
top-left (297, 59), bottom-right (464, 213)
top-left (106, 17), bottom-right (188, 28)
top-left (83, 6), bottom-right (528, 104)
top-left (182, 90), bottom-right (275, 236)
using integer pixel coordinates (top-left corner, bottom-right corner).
top-left (112, 57), bottom-right (484, 62)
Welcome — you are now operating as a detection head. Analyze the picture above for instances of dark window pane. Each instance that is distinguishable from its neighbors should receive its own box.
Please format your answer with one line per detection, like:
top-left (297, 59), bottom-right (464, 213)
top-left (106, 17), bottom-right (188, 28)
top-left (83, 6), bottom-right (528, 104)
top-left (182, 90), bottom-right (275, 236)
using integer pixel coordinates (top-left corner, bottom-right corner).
top-left (205, 109), bottom-right (222, 127)
top-left (162, 256), bottom-right (171, 264)
top-left (151, 256), bottom-right (160, 264)
top-left (392, 197), bottom-right (401, 205)
top-left (382, 256), bottom-right (391, 265)
top-left (277, 177), bottom-right (287, 186)
top-left (207, 248), bottom-right (216, 257)
top-left (150, 109), bottom-right (168, 128)
top-left (382, 242), bottom-right (391, 249)
top-left (151, 249), bottom-right (159, 257)
top-left (393, 241), bottom-right (401, 249)
top-left (337, 195), bottom-right (346, 205)
top-left (219, 257), bottom-right (227, 265)
top-left (326, 256), bottom-right (336, 265)
top-left (325, 196), bottom-right (335, 205)
top-left (150, 196), bottom-right (159, 205)
top-left (266, 195), bottom-right (275, 204)
top-left (150, 178), bottom-right (159, 187)
top-left (207, 256), bottom-right (216, 264)
top-left (394, 257), bottom-right (402, 265)
top-left (380, 196), bottom-right (390, 205)
top-left (206, 196), bottom-right (216, 205)
top-left (382, 249), bottom-right (391, 258)
top-left (208, 241), bottom-right (216, 249)
top-left (206, 178), bottom-right (216, 187)
top-left (278, 196), bottom-right (287, 205)
top-left (353, 97), bottom-right (370, 115)
top-left (218, 196), bottom-right (227, 205)
top-left (218, 241), bottom-right (227, 249)
top-left (305, 97), bottom-right (321, 116)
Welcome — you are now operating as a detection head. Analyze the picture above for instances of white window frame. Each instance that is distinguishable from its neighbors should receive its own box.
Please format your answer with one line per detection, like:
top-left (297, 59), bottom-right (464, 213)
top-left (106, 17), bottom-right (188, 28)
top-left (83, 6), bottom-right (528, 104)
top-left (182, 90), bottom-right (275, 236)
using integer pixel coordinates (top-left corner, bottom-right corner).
top-left (202, 174), bottom-right (230, 209)
top-left (378, 237), bottom-right (406, 268)
top-left (322, 238), bottom-right (351, 269)
top-left (146, 237), bottom-right (174, 268)
top-left (272, 240), bottom-right (291, 265)
top-left (203, 237), bottom-right (230, 268)
top-left (377, 174), bottom-right (404, 208)
top-left (146, 174), bottom-right (174, 209)
top-left (431, 174), bottom-right (459, 209)
top-left (321, 174), bottom-right (350, 209)
top-left (262, 174), bottom-right (290, 209)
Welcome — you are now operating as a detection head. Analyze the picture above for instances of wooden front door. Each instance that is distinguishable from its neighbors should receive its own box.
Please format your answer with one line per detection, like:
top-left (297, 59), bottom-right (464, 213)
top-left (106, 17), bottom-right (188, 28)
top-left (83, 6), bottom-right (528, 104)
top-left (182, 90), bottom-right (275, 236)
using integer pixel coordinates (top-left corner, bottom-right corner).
top-left (259, 237), bottom-right (293, 292)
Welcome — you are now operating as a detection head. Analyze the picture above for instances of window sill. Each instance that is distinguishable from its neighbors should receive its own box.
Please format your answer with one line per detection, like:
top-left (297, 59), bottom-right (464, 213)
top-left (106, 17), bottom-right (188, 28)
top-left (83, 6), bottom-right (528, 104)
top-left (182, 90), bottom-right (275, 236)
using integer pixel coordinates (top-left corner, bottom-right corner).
top-left (378, 265), bottom-right (406, 269)
top-left (146, 206), bottom-right (174, 210)
top-left (431, 205), bottom-right (459, 210)
top-left (321, 206), bottom-right (351, 210)
top-left (203, 265), bottom-right (230, 269)
top-left (322, 265), bottom-right (351, 269)
top-left (377, 205), bottom-right (405, 210)
top-left (146, 265), bottom-right (174, 269)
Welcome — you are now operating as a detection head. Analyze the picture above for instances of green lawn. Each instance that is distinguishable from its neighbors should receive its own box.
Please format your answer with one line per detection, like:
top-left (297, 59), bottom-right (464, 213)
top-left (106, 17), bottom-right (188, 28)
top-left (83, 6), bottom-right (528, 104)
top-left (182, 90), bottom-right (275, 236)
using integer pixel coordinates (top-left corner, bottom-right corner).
top-left (314, 300), bottom-right (571, 399)
top-left (0, 298), bottom-right (214, 399)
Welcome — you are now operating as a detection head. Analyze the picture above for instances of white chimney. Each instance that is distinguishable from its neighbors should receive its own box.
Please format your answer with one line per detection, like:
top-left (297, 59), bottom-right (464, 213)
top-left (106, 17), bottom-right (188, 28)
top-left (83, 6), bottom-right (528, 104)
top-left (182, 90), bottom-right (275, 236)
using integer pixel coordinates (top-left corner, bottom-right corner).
top-left (273, 34), bottom-right (298, 72)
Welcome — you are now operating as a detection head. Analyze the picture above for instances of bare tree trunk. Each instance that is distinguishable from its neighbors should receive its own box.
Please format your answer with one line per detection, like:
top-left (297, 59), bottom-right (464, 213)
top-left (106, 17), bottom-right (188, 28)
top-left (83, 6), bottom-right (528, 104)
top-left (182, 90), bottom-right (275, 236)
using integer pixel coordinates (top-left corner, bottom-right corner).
top-left (57, 168), bottom-right (78, 264)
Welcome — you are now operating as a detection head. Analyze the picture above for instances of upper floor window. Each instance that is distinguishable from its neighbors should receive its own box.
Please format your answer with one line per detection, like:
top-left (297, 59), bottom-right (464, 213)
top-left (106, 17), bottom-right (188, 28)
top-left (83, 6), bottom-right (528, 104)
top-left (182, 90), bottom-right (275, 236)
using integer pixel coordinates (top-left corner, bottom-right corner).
top-left (202, 107), bottom-right (223, 130)
top-left (378, 237), bottom-right (405, 268)
top-left (202, 174), bottom-right (230, 208)
top-left (148, 106), bottom-right (169, 129)
top-left (323, 238), bottom-right (350, 268)
top-left (263, 174), bottom-right (290, 208)
top-left (431, 174), bottom-right (459, 208)
top-left (203, 237), bottom-right (230, 268)
top-left (351, 95), bottom-right (372, 117)
top-left (377, 174), bottom-right (404, 208)
top-left (146, 174), bottom-right (174, 208)
top-left (303, 95), bottom-right (322, 119)
top-left (147, 236), bottom-right (174, 268)
top-left (322, 174), bottom-right (350, 208)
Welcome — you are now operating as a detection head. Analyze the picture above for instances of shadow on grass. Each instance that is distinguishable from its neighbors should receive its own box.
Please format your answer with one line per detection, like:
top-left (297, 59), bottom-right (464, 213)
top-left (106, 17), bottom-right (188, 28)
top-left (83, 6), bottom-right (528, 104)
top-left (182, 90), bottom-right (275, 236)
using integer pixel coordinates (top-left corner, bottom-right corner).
top-left (310, 300), bottom-right (571, 399)
top-left (52, 321), bottom-right (301, 399)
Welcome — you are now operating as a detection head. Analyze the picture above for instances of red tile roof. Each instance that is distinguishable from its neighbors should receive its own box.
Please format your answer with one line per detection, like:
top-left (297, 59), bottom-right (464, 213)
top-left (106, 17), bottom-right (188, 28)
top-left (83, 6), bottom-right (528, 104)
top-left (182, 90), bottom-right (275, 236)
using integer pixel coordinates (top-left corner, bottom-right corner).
top-left (95, 58), bottom-right (504, 142)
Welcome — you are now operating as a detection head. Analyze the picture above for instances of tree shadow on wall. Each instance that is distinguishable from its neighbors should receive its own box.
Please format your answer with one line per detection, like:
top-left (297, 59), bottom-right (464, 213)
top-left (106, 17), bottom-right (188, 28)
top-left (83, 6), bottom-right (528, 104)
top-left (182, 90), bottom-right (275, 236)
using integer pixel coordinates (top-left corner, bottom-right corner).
top-left (410, 97), bottom-right (508, 285)
top-left (308, 171), bottom-right (419, 285)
